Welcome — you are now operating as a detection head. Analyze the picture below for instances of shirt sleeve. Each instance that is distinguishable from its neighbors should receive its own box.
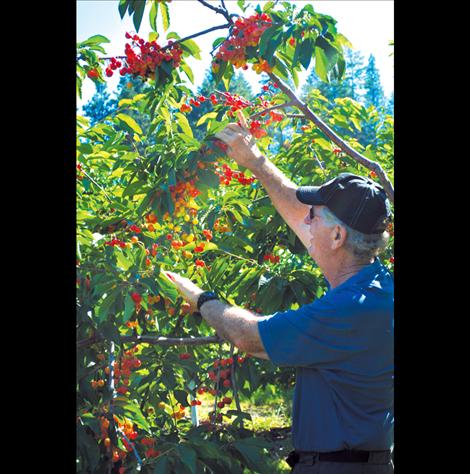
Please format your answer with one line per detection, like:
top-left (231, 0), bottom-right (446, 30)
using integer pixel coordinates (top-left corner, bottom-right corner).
top-left (257, 288), bottom-right (365, 368)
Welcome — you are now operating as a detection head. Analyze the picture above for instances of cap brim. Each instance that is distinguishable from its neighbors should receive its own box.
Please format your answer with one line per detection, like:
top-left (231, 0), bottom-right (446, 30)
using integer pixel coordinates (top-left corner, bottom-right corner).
top-left (296, 186), bottom-right (326, 205)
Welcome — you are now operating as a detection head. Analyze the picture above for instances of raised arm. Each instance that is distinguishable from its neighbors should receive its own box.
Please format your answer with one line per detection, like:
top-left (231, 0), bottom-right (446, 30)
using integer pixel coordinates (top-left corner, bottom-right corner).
top-left (215, 124), bottom-right (312, 249)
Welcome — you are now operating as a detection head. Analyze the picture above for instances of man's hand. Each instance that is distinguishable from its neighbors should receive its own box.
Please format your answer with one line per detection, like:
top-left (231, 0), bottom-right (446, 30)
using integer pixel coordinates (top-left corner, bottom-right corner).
top-left (164, 271), bottom-right (205, 312)
top-left (214, 112), bottom-right (265, 170)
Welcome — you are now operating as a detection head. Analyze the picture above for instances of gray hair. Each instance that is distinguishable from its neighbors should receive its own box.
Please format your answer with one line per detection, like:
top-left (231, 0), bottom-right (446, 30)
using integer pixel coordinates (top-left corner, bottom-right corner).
top-left (318, 206), bottom-right (390, 262)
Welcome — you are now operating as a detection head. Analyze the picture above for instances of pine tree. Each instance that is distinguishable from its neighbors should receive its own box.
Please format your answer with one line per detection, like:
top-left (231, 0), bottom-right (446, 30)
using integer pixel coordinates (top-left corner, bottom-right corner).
top-left (363, 55), bottom-right (385, 109)
top-left (385, 92), bottom-right (394, 116)
top-left (82, 82), bottom-right (117, 125)
top-left (301, 48), bottom-right (365, 103)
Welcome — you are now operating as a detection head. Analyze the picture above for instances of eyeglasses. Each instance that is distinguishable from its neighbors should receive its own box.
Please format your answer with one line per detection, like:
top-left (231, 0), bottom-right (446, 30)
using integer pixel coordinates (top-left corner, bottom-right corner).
top-left (309, 206), bottom-right (315, 220)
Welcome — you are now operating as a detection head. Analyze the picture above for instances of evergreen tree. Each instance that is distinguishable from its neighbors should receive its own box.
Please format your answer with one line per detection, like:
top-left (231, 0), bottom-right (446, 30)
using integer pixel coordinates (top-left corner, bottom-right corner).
top-left (385, 92), bottom-right (394, 116)
top-left (197, 69), bottom-right (253, 100)
top-left (363, 55), bottom-right (385, 109)
top-left (114, 74), bottom-right (152, 102)
top-left (114, 75), bottom-right (153, 139)
top-left (301, 48), bottom-right (365, 103)
top-left (82, 82), bottom-right (117, 125)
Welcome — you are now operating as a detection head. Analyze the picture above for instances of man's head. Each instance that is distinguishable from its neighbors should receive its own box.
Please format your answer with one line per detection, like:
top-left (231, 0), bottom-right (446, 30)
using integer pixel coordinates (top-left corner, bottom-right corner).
top-left (296, 173), bottom-right (391, 265)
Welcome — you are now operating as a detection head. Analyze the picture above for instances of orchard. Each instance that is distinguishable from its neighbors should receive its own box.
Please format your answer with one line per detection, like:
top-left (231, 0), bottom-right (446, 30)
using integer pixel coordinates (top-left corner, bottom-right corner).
top-left (77, 1), bottom-right (394, 473)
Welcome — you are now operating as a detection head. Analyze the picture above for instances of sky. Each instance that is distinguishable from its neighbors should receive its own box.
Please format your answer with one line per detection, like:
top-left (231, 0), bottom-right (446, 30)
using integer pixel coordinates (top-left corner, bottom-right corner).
top-left (77, 0), bottom-right (394, 110)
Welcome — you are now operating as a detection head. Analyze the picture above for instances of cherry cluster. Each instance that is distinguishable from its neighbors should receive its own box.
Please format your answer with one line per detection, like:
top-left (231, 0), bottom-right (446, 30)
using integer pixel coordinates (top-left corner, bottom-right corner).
top-left (104, 57), bottom-right (123, 77)
top-left (263, 253), bottom-right (280, 264)
top-left (105, 238), bottom-right (127, 248)
top-left (113, 347), bottom-right (142, 395)
top-left (141, 438), bottom-right (161, 459)
top-left (168, 179), bottom-right (202, 219)
top-left (249, 120), bottom-right (267, 138)
top-left (105, 33), bottom-right (183, 81)
top-left (214, 13), bottom-right (272, 70)
top-left (214, 163), bottom-right (256, 186)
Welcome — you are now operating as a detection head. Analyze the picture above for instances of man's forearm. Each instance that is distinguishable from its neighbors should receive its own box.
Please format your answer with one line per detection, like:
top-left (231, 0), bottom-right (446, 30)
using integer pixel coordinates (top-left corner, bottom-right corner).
top-left (251, 155), bottom-right (311, 246)
top-left (199, 299), bottom-right (268, 354)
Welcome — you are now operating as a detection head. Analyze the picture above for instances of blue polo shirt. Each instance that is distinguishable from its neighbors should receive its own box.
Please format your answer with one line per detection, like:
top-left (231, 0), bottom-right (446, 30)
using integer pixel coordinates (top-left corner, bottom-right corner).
top-left (258, 258), bottom-right (393, 452)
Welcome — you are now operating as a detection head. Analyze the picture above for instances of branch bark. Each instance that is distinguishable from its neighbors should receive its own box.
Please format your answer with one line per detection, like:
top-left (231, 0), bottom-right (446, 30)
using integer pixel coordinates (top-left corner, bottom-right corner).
top-left (267, 72), bottom-right (394, 204)
top-left (196, 0), bottom-right (233, 24)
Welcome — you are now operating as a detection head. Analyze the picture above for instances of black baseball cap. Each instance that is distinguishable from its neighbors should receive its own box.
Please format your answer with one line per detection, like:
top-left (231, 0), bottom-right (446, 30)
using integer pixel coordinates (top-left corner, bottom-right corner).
top-left (296, 173), bottom-right (391, 235)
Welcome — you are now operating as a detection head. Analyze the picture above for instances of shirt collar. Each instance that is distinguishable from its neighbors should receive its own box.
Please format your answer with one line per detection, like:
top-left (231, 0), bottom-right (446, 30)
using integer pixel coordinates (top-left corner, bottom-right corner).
top-left (325, 257), bottom-right (383, 292)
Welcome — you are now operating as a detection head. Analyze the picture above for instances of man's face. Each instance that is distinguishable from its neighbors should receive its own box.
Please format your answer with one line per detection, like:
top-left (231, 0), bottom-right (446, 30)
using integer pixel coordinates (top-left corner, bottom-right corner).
top-left (304, 205), bottom-right (334, 264)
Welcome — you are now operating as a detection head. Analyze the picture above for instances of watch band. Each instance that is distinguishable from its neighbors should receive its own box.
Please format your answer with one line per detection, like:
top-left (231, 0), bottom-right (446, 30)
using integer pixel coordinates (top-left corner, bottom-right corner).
top-left (197, 291), bottom-right (219, 311)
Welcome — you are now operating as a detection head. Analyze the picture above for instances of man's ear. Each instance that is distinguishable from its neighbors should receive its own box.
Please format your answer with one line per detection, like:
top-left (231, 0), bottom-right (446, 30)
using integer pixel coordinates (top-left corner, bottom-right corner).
top-left (331, 225), bottom-right (347, 250)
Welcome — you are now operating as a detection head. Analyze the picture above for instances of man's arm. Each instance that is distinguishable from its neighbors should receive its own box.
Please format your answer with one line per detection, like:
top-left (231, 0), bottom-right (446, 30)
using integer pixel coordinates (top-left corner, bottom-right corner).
top-left (251, 155), bottom-right (312, 249)
top-left (215, 125), bottom-right (312, 248)
top-left (199, 299), bottom-right (271, 359)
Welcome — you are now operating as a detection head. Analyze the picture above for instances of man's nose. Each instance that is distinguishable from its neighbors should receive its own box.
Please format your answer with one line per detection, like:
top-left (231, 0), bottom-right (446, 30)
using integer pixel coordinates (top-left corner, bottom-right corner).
top-left (304, 214), bottom-right (311, 225)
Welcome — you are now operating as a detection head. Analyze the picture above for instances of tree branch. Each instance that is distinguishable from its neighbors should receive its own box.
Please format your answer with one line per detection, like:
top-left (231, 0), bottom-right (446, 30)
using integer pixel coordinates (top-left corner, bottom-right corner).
top-left (196, 0), bottom-right (233, 24)
top-left (267, 72), bottom-right (395, 204)
top-left (77, 334), bottom-right (225, 349)
top-left (249, 101), bottom-right (295, 120)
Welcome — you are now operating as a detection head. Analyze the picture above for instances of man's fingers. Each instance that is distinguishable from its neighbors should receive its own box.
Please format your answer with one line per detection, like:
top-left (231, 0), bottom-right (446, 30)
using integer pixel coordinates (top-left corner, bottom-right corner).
top-left (164, 271), bottom-right (177, 283)
top-left (236, 110), bottom-right (249, 129)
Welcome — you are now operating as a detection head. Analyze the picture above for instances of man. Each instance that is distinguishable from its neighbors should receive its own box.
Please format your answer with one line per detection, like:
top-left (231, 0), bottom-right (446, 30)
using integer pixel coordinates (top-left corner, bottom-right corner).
top-left (165, 122), bottom-right (394, 473)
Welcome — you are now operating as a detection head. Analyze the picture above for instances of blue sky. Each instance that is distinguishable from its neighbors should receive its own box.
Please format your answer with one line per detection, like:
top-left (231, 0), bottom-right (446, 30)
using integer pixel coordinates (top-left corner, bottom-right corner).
top-left (77, 0), bottom-right (394, 109)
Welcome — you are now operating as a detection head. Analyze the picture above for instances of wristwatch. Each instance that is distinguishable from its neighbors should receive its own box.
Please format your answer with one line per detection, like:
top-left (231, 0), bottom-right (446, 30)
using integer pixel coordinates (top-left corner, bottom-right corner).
top-left (197, 291), bottom-right (219, 311)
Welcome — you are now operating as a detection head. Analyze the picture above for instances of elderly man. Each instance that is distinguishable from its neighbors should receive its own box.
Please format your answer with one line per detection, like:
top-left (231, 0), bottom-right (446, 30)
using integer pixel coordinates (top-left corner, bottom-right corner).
top-left (165, 123), bottom-right (394, 474)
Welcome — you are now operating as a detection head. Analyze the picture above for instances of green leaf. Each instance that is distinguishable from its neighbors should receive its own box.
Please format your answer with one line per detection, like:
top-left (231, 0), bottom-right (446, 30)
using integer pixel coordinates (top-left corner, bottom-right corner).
top-left (96, 288), bottom-right (120, 322)
top-left (118, 0), bottom-right (129, 19)
top-left (231, 439), bottom-right (268, 472)
top-left (299, 38), bottom-right (314, 70)
top-left (116, 113), bottom-right (143, 135)
top-left (180, 39), bottom-right (201, 60)
top-left (258, 25), bottom-right (281, 58)
top-left (123, 293), bottom-right (135, 323)
top-left (175, 112), bottom-right (193, 138)
top-left (149, 0), bottom-right (158, 31)
top-left (196, 112), bottom-right (218, 127)
top-left (114, 398), bottom-right (151, 432)
top-left (115, 248), bottom-right (133, 271)
top-left (180, 62), bottom-right (194, 83)
top-left (262, 31), bottom-right (284, 63)
top-left (155, 271), bottom-right (178, 303)
top-left (161, 1), bottom-right (170, 31)
top-left (197, 169), bottom-right (220, 188)
top-left (132, 0), bottom-right (146, 32)
top-left (77, 424), bottom-right (101, 471)
top-left (176, 445), bottom-right (197, 474)
top-left (272, 56), bottom-right (289, 82)
top-left (174, 389), bottom-right (189, 406)
top-left (237, 0), bottom-right (247, 12)
top-left (221, 62), bottom-right (234, 91)
top-left (314, 46), bottom-right (328, 82)
top-left (153, 454), bottom-right (170, 474)
top-left (212, 36), bottom-right (226, 49)
top-left (79, 34), bottom-right (110, 47)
